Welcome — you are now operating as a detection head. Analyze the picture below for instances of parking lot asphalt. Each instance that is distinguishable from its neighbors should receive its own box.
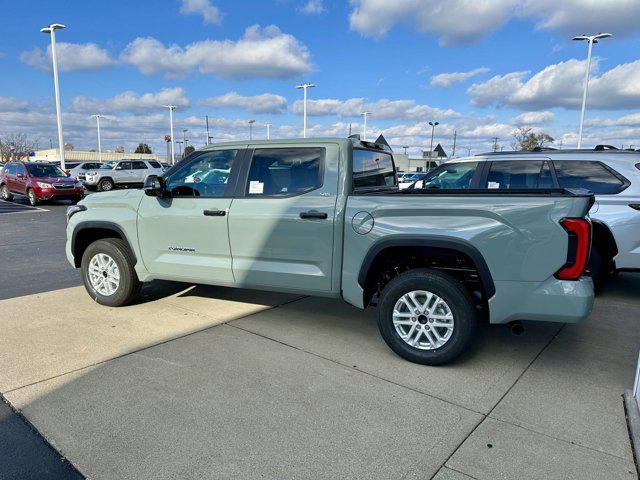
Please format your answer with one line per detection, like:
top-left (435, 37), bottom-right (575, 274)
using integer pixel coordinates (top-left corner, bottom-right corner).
top-left (0, 194), bottom-right (638, 479)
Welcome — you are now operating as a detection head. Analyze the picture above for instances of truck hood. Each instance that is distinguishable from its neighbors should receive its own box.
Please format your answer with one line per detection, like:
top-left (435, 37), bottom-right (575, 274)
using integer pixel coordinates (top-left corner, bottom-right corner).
top-left (79, 188), bottom-right (144, 208)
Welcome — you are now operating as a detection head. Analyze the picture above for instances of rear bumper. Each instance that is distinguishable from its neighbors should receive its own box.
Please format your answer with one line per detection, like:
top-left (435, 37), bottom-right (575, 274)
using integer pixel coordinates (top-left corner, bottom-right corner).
top-left (489, 276), bottom-right (594, 324)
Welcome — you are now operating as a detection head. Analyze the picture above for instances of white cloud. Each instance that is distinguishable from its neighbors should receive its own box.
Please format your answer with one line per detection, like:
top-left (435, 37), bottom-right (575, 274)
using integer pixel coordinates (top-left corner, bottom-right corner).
top-left (120, 25), bottom-right (312, 79)
top-left (430, 67), bottom-right (490, 87)
top-left (200, 92), bottom-right (287, 114)
top-left (0, 97), bottom-right (28, 112)
top-left (70, 88), bottom-right (191, 114)
top-left (468, 58), bottom-right (640, 110)
top-left (292, 97), bottom-right (460, 120)
top-left (180, 0), bottom-right (222, 24)
top-left (299, 0), bottom-right (325, 14)
top-left (349, 0), bottom-right (518, 46)
top-left (512, 111), bottom-right (555, 125)
top-left (20, 42), bottom-right (117, 72)
top-left (349, 0), bottom-right (640, 45)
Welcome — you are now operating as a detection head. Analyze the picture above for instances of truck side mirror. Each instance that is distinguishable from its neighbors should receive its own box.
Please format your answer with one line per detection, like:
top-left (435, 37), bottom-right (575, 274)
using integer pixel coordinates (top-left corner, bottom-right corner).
top-left (144, 175), bottom-right (169, 198)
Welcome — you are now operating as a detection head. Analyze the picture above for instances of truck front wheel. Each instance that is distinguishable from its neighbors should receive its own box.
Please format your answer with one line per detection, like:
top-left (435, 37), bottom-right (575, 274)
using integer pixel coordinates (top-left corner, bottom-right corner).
top-left (81, 238), bottom-right (142, 307)
top-left (377, 268), bottom-right (477, 366)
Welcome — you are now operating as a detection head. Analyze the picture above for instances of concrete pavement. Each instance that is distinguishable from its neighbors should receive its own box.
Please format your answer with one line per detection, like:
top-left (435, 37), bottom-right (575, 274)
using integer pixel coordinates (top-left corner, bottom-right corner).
top-left (0, 274), bottom-right (637, 479)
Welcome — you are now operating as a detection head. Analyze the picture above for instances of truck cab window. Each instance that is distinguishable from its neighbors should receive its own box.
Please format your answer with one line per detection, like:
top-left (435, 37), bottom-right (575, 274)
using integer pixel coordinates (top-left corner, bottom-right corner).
top-left (352, 149), bottom-right (396, 190)
top-left (245, 148), bottom-right (324, 197)
top-left (165, 149), bottom-right (238, 197)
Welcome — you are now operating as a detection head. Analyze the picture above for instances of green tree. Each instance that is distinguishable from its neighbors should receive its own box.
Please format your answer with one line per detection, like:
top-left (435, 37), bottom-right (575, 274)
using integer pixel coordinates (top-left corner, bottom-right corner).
top-left (511, 127), bottom-right (554, 151)
top-left (135, 143), bottom-right (152, 154)
top-left (183, 145), bottom-right (195, 157)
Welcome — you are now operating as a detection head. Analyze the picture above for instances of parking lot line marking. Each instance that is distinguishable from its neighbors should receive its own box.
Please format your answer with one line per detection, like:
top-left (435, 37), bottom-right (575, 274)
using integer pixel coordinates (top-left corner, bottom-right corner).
top-left (0, 200), bottom-right (49, 214)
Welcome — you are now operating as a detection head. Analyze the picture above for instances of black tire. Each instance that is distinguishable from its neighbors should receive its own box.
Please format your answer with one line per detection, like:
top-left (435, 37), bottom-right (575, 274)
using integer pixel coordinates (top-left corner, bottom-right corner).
top-left (98, 178), bottom-right (114, 192)
top-left (81, 238), bottom-right (142, 307)
top-left (377, 268), bottom-right (477, 366)
top-left (588, 246), bottom-right (607, 294)
top-left (27, 188), bottom-right (38, 206)
top-left (1, 184), bottom-right (13, 201)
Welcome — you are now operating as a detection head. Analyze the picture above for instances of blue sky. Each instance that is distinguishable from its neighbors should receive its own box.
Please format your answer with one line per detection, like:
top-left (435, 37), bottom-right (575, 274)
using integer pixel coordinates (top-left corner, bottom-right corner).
top-left (2, 0), bottom-right (640, 156)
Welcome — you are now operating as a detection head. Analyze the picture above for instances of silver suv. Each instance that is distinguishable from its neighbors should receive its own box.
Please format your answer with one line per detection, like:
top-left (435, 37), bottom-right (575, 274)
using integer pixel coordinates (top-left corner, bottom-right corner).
top-left (412, 146), bottom-right (640, 290)
top-left (83, 159), bottom-right (164, 192)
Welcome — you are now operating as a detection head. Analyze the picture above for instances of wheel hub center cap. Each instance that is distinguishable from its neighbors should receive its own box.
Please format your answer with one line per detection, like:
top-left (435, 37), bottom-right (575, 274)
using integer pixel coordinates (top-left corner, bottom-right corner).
top-left (417, 314), bottom-right (429, 324)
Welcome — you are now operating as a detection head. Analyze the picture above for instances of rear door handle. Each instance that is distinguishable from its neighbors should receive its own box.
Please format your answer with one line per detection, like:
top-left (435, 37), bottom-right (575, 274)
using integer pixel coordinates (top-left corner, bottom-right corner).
top-left (203, 209), bottom-right (226, 217)
top-left (299, 211), bottom-right (328, 220)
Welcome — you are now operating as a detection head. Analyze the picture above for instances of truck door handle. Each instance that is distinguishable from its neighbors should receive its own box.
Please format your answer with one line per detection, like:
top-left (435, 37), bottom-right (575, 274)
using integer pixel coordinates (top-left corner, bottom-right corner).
top-left (203, 209), bottom-right (226, 217)
top-left (299, 211), bottom-right (328, 220)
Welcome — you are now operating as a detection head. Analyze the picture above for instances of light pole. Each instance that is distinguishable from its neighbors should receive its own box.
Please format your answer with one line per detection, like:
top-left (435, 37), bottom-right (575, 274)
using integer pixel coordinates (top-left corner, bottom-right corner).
top-left (428, 121), bottom-right (439, 160)
top-left (91, 114), bottom-right (103, 162)
top-left (295, 83), bottom-right (316, 138)
top-left (176, 140), bottom-right (183, 157)
top-left (248, 119), bottom-right (256, 140)
top-left (163, 105), bottom-right (176, 163)
top-left (574, 33), bottom-right (612, 148)
top-left (40, 23), bottom-right (66, 170)
top-left (182, 129), bottom-right (188, 150)
top-left (265, 122), bottom-right (272, 140)
top-left (402, 146), bottom-right (409, 155)
top-left (360, 112), bottom-right (372, 141)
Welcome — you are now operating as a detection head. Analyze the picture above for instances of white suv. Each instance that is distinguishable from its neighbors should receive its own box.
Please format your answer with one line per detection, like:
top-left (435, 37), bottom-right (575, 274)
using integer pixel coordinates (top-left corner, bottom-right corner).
top-left (83, 159), bottom-right (164, 192)
top-left (412, 146), bottom-right (640, 290)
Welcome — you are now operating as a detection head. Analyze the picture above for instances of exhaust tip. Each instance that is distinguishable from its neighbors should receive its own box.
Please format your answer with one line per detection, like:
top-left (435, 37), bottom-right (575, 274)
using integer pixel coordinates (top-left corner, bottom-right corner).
top-left (509, 321), bottom-right (525, 337)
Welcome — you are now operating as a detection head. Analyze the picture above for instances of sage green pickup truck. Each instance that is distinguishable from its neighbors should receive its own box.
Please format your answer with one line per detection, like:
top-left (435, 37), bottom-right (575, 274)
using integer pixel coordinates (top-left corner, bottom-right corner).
top-left (66, 137), bottom-right (594, 365)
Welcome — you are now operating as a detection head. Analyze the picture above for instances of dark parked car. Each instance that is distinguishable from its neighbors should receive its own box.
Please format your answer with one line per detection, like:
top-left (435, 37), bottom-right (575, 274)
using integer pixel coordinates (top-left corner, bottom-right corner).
top-left (0, 161), bottom-right (85, 205)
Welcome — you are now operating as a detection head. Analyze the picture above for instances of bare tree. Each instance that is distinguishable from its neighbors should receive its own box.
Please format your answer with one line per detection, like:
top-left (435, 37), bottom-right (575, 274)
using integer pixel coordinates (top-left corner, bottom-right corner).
top-left (0, 133), bottom-right (38, 162)
top-left (511, 127), bottom-right (554, 151)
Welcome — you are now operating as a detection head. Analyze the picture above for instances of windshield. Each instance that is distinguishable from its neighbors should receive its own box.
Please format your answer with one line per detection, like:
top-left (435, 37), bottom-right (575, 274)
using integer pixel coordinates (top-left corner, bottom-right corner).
top-left (352, 149), bottom-right (396, 190)
top-left (25, 164), bottom-right (67, 178)
top-left (415, 162), bottom-right (479, 190)
top-left (100, 161), bottom-right (118, 170)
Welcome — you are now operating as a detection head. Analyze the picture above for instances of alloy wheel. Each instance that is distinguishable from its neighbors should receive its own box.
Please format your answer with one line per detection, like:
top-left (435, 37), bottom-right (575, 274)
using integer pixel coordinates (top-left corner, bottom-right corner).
top-left (88, 253), bottom-right (120, 296)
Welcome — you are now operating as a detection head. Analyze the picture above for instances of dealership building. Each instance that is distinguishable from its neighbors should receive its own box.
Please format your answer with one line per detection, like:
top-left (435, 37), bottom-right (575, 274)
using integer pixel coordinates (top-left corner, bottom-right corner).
top-left (30, 148), bottom-right (167, 163)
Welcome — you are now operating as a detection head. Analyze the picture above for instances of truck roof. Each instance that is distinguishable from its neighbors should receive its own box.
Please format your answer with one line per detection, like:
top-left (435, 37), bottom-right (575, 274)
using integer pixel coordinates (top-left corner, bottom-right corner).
top-left (199, 136), bottom-right (392, 153)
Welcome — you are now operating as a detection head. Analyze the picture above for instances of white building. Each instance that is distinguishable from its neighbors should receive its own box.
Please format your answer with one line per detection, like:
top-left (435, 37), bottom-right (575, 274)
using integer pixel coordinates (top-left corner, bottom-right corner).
top-left (31, 148), bottom-right (167, 163)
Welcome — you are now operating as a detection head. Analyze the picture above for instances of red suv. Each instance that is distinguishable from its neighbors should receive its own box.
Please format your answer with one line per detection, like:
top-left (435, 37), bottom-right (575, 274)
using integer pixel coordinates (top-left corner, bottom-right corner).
top-left (0, 161), bottom-right (85, 206)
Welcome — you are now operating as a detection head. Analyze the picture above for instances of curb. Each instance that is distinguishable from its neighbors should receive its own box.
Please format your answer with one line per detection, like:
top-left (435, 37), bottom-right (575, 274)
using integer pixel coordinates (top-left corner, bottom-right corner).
top-left (624, 389), bottom-right (640, 476)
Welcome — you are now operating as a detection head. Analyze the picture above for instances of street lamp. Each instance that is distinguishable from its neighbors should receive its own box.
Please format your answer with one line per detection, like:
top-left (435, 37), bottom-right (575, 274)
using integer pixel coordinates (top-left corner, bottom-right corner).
top-left (295, 83), bottom-right (316, 138)
top-left (163, 105), bottom-right (176, 163)
top-left (265, 122), bottom-right (272, 140)
top-left (248, 119), bottom-right (256, 140)
top-left (428, 121), bottom-right (439, 160)
top-left (360, 112), bottom-right (372, 141)
top-left (402, 146), bottom-right (409, 155)
top-left (90, 114), bottom-right (103, 162)
top-left (40, 23), bottom-right (66, 170)
top-left (176, 140), bottom-right (183, 157)
top-left (573, 32), bottom-right (612, 148)
top-left (182, 129), bottom-right (188, 150)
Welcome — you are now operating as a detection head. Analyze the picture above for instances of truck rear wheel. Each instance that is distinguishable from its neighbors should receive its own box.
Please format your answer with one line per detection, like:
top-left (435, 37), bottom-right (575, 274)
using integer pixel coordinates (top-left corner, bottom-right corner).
top-left (377, 268), bottom-right (477, 366)
top-left (81, 238), bottom-right (142, 307)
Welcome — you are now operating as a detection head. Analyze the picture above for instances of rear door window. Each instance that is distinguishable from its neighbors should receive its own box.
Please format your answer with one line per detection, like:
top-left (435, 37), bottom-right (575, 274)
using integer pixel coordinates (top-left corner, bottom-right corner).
top-left (484, 160), bottom-right (547, 189)
top-left (553, 160), bottom-right (627, 194)
top-left (149, 161), bottom-right (162, 168)
top-left (116, 161), bottom-right (132, 170)
top-left (352, 149), bottom-right (396, 190)
top-left (131, 161), bottom-right (148, 170)
top-left (245, 148), bottom-right (324, 197)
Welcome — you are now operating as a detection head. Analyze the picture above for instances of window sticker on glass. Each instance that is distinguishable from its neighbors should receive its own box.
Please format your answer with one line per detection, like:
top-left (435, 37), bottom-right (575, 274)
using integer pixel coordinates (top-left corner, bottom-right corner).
top-left (249, 181), bottom-right (264, 194)
top-left (488, 181), bottom-right (500, 189)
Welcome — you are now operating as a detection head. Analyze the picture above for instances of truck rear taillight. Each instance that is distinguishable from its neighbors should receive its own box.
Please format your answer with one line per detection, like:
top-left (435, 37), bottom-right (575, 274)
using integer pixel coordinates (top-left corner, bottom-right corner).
top-left (554, 218), bottom-right (591, 281)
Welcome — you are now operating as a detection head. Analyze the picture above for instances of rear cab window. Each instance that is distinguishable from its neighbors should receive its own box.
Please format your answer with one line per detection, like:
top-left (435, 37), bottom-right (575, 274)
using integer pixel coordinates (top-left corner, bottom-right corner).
top-left (352, 149), bottom-right (396, 191)
top-left (245, 147), bottom-right (324, 197)
top-left (553, 160), bottom-right (628, 194)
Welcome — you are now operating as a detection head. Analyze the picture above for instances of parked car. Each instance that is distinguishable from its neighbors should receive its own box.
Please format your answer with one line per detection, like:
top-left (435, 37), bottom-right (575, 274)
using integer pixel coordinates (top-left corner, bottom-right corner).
top-left (82, 159), bottom-right (164, 191)
top-left (0, 161), bottom-right (84, 205)
top-left (399, 172), bottom-right (430, 189)
top-left (68, 162), bottom-right (103, 181)
top-left (411, 146), bottom-right (640, 290)
top-left (65, 137), bottom-right (594, 365)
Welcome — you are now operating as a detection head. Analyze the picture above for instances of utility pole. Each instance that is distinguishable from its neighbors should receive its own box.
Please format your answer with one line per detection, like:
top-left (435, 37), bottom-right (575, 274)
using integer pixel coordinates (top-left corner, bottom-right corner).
top-left (574, 33), bottom-right (612, 148)
top-left (205, 115), bottom-right (210, 146)
top-left (41, 23), bottom-right (66, 170)
top-left (452, 130), bottom-right (457, 158)
top-left (91, 114), bottom-right (103, 162)
top-left (182, 129), bottom-right (188, 151)
top-left (348, 123), bottom-right (352, 136)
top-left (492, 137), bottom-right (499, 152)
top-left (163, 105), bottom-right (176, 164)
top-left (361, 112), bottom-right (371, 141)
top-left (295, 83), bottom-right (316, 138)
